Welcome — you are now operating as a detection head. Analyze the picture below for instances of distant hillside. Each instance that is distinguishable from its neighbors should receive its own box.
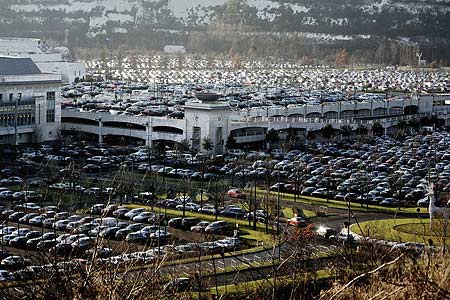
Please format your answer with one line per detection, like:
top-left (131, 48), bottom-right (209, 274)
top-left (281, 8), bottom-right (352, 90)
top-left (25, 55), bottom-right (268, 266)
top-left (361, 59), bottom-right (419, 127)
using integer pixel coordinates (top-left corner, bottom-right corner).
top-left (1, 0), bottom-right (449, 62)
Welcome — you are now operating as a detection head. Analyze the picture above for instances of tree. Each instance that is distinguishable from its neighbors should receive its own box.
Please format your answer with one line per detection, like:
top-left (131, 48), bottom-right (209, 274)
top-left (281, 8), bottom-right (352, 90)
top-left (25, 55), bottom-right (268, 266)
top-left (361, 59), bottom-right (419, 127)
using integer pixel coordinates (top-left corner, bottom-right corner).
top-left (176, 139), bottom-right (190, 152)
top-left (202, 137), bottom-right (213, 153)
top-left (232, 54), bottom-right (242, 70)
top-left (396, 120), bottom-right (408, 137)
top-left (285, 128), bottom-right (297, 150)
top-left (408, 118), bottom-right (421, 129)
top-left (306, 130), bottom-right (316, 144)
top-left (340, 125), bottom-right (352, 140)
top-left (266, 129), bottom-right (279, 149)
top-left (372, 123), bottom-right (384, 136)
top-left (225, 135), bottom-right (237, 150)
top-left (321, 124), bottom-right (335, 141)
top-left (356, 125), bottom-right (369, 138)
top-left (335, 48), bottom-right (350, 67)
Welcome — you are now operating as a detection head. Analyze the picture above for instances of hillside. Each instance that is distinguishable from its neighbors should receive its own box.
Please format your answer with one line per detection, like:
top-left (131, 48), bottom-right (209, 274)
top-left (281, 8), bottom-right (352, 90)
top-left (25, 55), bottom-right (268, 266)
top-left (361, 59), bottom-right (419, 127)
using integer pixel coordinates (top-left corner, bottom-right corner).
top-left (1, 0), bottom-right (449, 61)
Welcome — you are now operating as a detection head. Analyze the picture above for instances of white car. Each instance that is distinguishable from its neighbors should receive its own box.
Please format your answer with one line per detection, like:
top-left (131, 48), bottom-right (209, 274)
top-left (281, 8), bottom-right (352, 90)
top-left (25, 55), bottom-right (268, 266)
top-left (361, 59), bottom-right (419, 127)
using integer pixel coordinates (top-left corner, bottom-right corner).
top-left (198, 206), bottom-right (216, 214)
top-left (17, 203), bottom-right (41, 211)
top-left (53, 220), bottom-right (70, 231)
top-left (124, 208), bottom-right (146, 220)
top-left (2, 229), bottom-right (31, 244)
top-left (13, 228), bottom-right (31, 237)
top-left (29, 215), bottom-right (45, 226)
top-left (228, 149), bottom-right (244, 157)
top-left (216, 237), bottom-right (241, 249)
top-left (0, 227), bottom-right (17, 236)
top-left (149, 230), bottom-right (171, 239)
top-left (176, 202), bottom-right (200, 212)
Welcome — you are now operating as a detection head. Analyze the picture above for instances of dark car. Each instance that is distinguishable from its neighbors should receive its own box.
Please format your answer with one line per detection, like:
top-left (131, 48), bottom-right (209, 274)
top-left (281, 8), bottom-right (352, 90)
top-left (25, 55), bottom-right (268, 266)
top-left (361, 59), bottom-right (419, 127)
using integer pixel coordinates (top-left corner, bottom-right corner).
top-left (42, 232), bottom-right (58, 240)
top-left (1, 256), bottom-right (28, 269)
top-left (115, 229), bottom-right (133, 240)
top-left (99, 227), bottom-right (121, 239)
top-left (167, 217), bottom-right (183, 229)
top-left (164, 277), bottom-right (191, 293)
top-left (25, 231), bottom-right (41, 240)
top-left (9, 236), bottom-right (28, 249)
top-left (126, 223), bottom-right (145, 232)
top-left (112, 208), bottom-right (129, 219)
top-left (219, 208), bottom-right (246, 219)
top-left (82, 164), bottom-right (101, 173)
top-left (0, 251), bottom-right (10, 260)
top-left (8, 212), bottom-right (25, 222)
top-left (26, 237), bottom-right (43, 250)
top-left (50, 243), bottom-right (73, 257)
top-left (1, 209), bottom-right (13, 220)
top-left (204, 221), bottom-right (231, 235)
top-left (181, 218), bottom-right (201, 230)
top-left (37, 239), bottom-right (57, 251)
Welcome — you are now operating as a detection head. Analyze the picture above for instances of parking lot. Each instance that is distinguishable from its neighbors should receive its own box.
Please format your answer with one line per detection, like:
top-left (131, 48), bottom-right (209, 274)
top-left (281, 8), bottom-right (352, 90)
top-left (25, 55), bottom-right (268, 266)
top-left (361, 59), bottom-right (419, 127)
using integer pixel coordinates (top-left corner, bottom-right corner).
top-left (0, 198), bottom-right (253, 282)
top-left (2, 127), bottom-right (450, 282)
top-left (9, 128), bottom-right (450, 208)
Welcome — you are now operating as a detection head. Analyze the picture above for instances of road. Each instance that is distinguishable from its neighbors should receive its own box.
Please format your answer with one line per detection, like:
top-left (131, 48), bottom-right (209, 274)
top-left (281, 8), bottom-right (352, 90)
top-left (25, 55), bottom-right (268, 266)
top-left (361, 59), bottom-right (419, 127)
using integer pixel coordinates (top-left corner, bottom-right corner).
top-left (279, 198), bottom-right (409, 231)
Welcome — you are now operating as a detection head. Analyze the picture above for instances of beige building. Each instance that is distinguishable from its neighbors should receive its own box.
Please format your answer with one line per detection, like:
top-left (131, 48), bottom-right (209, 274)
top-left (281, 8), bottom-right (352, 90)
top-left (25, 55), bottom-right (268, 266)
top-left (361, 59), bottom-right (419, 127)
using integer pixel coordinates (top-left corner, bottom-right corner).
top-left (0, 56), bottom-right (62, 144)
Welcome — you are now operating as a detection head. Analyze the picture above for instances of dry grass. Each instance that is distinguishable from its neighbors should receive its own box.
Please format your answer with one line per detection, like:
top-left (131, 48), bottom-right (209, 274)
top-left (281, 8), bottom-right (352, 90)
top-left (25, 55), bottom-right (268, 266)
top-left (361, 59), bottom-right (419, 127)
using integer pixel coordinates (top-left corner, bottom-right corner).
top-left (321, 250), bottom-right (450, 300)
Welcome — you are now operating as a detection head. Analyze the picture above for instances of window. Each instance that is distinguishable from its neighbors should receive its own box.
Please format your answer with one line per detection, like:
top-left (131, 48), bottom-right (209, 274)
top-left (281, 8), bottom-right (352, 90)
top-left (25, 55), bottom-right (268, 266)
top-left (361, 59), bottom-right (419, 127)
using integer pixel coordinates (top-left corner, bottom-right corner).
top-left (46, 92), bottom-right (56, 123)
top-left (9, 94), bottom-right (13, 101)
top-left (46, 109), bottom-right (55, 123)
top-left (192, 127), bottom-right (201, 150)
top-left (46, 91), bottom-right (56, 101)
top-left (0, 94), bottom-right (2, 102)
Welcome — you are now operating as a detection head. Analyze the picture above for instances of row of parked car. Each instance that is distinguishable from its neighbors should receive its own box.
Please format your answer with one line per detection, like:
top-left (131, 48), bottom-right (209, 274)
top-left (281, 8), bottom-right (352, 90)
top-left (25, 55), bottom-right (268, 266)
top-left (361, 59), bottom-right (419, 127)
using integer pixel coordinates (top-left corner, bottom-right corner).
top-left (0, 188), bottom-right (42, 201)
top-left (90, 204), bottom-right (236, 236)
top-left (7, 130), bottom-right (450, 211)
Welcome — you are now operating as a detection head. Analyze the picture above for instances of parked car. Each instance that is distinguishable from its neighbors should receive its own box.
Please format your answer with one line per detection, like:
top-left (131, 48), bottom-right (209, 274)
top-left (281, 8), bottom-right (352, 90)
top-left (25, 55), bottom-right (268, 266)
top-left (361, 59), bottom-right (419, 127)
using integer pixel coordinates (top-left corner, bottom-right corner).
top-left (124, 208), bottom-right (146, 220)
top-left (90, 204), bottom-right (105, 215)
top-left (180, 218), bottom-right (201, 230)
top-left (205, 221), bottom-right (231, 235)
top-left (175, 202), bottom-right (200, 212)
top-left (1, 256), bottom-right (28, 269)
top-left (191, 221), bottom-right (210, 233)
top-left (287, 217), bottom-right (307, 227)
top-left (163, 277), bottom-right (191, 293)
top-left (0, 269), bottom-right (14, 281)
top-left (220, 207), bottom-right (246, 219)
top-left (227, 188), bottom-right (245, 199)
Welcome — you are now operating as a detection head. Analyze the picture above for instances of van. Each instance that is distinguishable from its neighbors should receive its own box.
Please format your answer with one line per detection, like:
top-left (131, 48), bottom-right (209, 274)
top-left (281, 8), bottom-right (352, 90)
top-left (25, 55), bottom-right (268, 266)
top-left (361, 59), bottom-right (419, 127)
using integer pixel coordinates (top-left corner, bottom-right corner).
top-left (205, 221), bottom-right (231, 235)
top-left (228, 149), bottom-right (244, 157)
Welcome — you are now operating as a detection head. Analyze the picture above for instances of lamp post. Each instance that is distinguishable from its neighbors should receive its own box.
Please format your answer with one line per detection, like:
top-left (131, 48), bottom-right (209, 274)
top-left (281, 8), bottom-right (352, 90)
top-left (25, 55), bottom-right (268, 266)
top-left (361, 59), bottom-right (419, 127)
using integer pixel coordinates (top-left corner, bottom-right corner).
top-left (200, 156), bottom-right (205, 211)
top-left (98, 117), bottom-right (103, 146)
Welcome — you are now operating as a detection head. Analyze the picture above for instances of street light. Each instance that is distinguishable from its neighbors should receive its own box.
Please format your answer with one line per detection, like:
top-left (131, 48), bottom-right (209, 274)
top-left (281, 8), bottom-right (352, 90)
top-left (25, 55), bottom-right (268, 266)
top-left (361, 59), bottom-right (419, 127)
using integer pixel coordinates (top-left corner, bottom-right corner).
top-left (97, 117), bottom-right (103, 146)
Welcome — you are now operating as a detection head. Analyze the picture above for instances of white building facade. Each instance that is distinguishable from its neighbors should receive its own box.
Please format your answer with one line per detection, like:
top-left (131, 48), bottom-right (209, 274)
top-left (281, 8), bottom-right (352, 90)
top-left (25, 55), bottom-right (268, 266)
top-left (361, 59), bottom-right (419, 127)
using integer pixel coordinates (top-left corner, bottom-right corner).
top-left (0, 57), bottom-right (62, 144)
top-left (0, 37), bottom-right (85, 83)
top-left (61, 94), bottom-right (450, 153)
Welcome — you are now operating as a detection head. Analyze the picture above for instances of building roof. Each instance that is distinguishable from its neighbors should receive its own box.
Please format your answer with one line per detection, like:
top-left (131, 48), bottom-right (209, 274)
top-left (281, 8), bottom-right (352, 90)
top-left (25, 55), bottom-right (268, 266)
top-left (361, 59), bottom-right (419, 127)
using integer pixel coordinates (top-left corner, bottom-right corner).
top-left (0, 56), bottom-right (42, 75)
